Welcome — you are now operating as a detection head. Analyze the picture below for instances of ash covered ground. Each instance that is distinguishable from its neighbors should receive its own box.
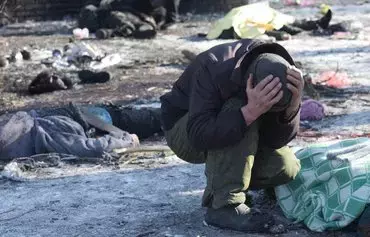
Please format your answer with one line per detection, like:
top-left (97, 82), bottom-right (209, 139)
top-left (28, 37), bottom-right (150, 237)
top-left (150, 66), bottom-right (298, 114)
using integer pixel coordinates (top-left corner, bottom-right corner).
top-left (0, 2), bottom-right (370, 237)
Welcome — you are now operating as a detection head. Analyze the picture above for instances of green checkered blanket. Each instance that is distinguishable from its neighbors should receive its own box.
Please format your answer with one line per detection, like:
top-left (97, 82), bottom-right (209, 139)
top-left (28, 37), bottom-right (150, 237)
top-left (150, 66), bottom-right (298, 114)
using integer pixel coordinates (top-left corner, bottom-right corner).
top-left (276, 138), bottom-right (370, 232)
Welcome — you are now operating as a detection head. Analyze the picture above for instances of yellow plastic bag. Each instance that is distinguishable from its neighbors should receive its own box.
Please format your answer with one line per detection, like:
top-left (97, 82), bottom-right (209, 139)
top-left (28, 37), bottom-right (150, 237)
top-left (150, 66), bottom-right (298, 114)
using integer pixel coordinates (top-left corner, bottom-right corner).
top-left (207, 1), bottom-right (295, 39)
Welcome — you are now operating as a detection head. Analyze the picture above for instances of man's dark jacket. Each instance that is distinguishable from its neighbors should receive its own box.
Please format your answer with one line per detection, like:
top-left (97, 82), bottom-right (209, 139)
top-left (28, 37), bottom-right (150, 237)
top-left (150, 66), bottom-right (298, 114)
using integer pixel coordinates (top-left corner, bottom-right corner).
top-left (160, 39), bottom-right (300, 150)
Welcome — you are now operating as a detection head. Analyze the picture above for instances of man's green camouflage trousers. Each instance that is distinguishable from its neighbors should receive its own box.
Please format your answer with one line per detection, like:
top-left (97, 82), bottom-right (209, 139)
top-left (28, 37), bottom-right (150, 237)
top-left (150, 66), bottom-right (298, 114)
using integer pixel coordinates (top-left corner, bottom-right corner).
top-left (164, 98), bottom-right (301, 209)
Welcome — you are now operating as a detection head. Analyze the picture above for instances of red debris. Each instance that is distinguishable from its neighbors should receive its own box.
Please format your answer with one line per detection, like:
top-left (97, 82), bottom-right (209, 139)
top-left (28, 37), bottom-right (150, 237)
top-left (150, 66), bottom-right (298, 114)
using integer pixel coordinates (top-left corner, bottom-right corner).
top-left (314, 71), bottom-right (351, 88)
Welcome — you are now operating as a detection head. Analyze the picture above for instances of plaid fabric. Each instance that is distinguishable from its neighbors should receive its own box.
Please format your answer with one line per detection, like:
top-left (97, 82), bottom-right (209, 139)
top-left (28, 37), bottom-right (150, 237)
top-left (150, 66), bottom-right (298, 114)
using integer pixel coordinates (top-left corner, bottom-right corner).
top-left (275, 138), bottom-right (370, 232)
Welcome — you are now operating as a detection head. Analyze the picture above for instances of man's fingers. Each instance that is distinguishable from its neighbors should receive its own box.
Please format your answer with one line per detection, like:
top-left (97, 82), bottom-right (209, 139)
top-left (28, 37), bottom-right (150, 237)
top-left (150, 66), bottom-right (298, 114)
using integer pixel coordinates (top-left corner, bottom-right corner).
top-left (287, 67), bottom-right (302, 79)
top-left (266, 83), bottom-right (282, 100)
top-left (286, 75), bottom-right (301, 87)
top-left (269, 91), bottom-right (284, 105)
top-left (261, 77), bottom-right (280, 95)
top-left (247, 74), bottom-right (253, 90)
top-left (255, 75), bottom-right (274, 91)
top-left (287, 83), bottom-right (299, 96)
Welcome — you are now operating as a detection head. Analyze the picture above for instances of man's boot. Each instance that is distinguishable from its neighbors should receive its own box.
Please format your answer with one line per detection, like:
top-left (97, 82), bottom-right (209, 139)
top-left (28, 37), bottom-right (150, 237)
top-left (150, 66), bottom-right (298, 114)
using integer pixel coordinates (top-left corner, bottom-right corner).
top-left (205, 203), bottom-right (274, 233)
top-left (291, 9), bottom-right (332, 31)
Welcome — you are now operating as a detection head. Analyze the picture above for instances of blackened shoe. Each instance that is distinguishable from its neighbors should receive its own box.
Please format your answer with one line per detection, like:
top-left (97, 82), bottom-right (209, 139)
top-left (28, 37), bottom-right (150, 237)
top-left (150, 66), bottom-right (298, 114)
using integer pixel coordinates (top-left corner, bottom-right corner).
top-left (78, 70), bottom-right (111, 84)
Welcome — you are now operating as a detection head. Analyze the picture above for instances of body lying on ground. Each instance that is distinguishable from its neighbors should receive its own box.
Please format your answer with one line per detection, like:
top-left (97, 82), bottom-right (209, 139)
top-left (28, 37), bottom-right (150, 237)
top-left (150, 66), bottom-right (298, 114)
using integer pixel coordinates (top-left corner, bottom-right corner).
top-left (207, 2), bottom-right (342, 41)
top-left (0, 104), bottom-right (162, 161)
top-left (78, 0), bottom-right (181, 39)
top-left (160, 39), bottom-right (305, 233)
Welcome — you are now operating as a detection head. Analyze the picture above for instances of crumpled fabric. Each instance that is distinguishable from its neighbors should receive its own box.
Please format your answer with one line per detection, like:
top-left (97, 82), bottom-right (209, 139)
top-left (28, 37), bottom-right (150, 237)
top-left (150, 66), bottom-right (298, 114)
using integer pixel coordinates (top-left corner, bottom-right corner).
top-left (207, 2), bottom-right (295, 39)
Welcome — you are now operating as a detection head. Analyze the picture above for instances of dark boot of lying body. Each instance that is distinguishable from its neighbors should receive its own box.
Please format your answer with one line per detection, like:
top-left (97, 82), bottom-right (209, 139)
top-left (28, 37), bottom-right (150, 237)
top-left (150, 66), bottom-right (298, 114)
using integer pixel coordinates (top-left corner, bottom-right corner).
top-left (276, 9), bottom-right (332, 36)
top-left (78, 70), bottom-right (111, 84)
top-left (290, 9), bottom-right (332, 32)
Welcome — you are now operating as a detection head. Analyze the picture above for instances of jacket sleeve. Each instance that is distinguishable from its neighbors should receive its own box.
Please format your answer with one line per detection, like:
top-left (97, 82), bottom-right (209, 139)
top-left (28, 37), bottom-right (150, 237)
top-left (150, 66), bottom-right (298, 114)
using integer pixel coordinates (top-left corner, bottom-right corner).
top-left (186, 65), bottom-right (248, 151)
top-left (259, 105), bottom-right (300, 149)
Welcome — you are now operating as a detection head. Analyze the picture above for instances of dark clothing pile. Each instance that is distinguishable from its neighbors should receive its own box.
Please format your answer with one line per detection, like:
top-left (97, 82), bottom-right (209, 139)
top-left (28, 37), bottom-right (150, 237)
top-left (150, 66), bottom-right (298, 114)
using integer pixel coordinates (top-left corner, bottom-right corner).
top-left (160, 39), bottom-right (300, 150)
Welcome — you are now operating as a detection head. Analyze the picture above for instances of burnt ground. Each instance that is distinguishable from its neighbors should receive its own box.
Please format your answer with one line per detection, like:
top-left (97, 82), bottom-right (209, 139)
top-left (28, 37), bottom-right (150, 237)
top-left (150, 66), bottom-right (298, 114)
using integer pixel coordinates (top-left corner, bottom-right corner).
top-left (1, 2), bottom-right (370, 237)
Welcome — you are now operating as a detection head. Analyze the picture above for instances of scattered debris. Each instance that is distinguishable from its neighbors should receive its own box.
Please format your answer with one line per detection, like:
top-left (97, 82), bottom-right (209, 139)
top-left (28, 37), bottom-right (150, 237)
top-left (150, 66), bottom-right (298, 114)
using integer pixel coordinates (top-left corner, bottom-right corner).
top-left (303, 74), bottom-right (321, 99)
top-left (28, 71), bottom-right (73, 94)
top-left (0, 55), bottom-right (9, 68)
top-left (89, 53), bottom-right (121, 70)
top-left (52, 49), bottom-right (62, 58)
top-left (40, 42), bottom-right (122, 72)
top-left (78, 70), bottom-right (111, 84)
top-left (269, 224), bottom-right (286, 234)
top-left (8, 50), bottom-right (22, 63)
top-left (114, 145), bottom-right (172, 155)
top-left (298, 130), bottom-right (370, 140)
top-left (20, 49), bottom-right (31, 60)
top-left (303, 73), bottom-right (369, 98)
top-left (72, 28), bottom-right (89, 40)
top-left (315, 70), bottom-right (350, 88)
